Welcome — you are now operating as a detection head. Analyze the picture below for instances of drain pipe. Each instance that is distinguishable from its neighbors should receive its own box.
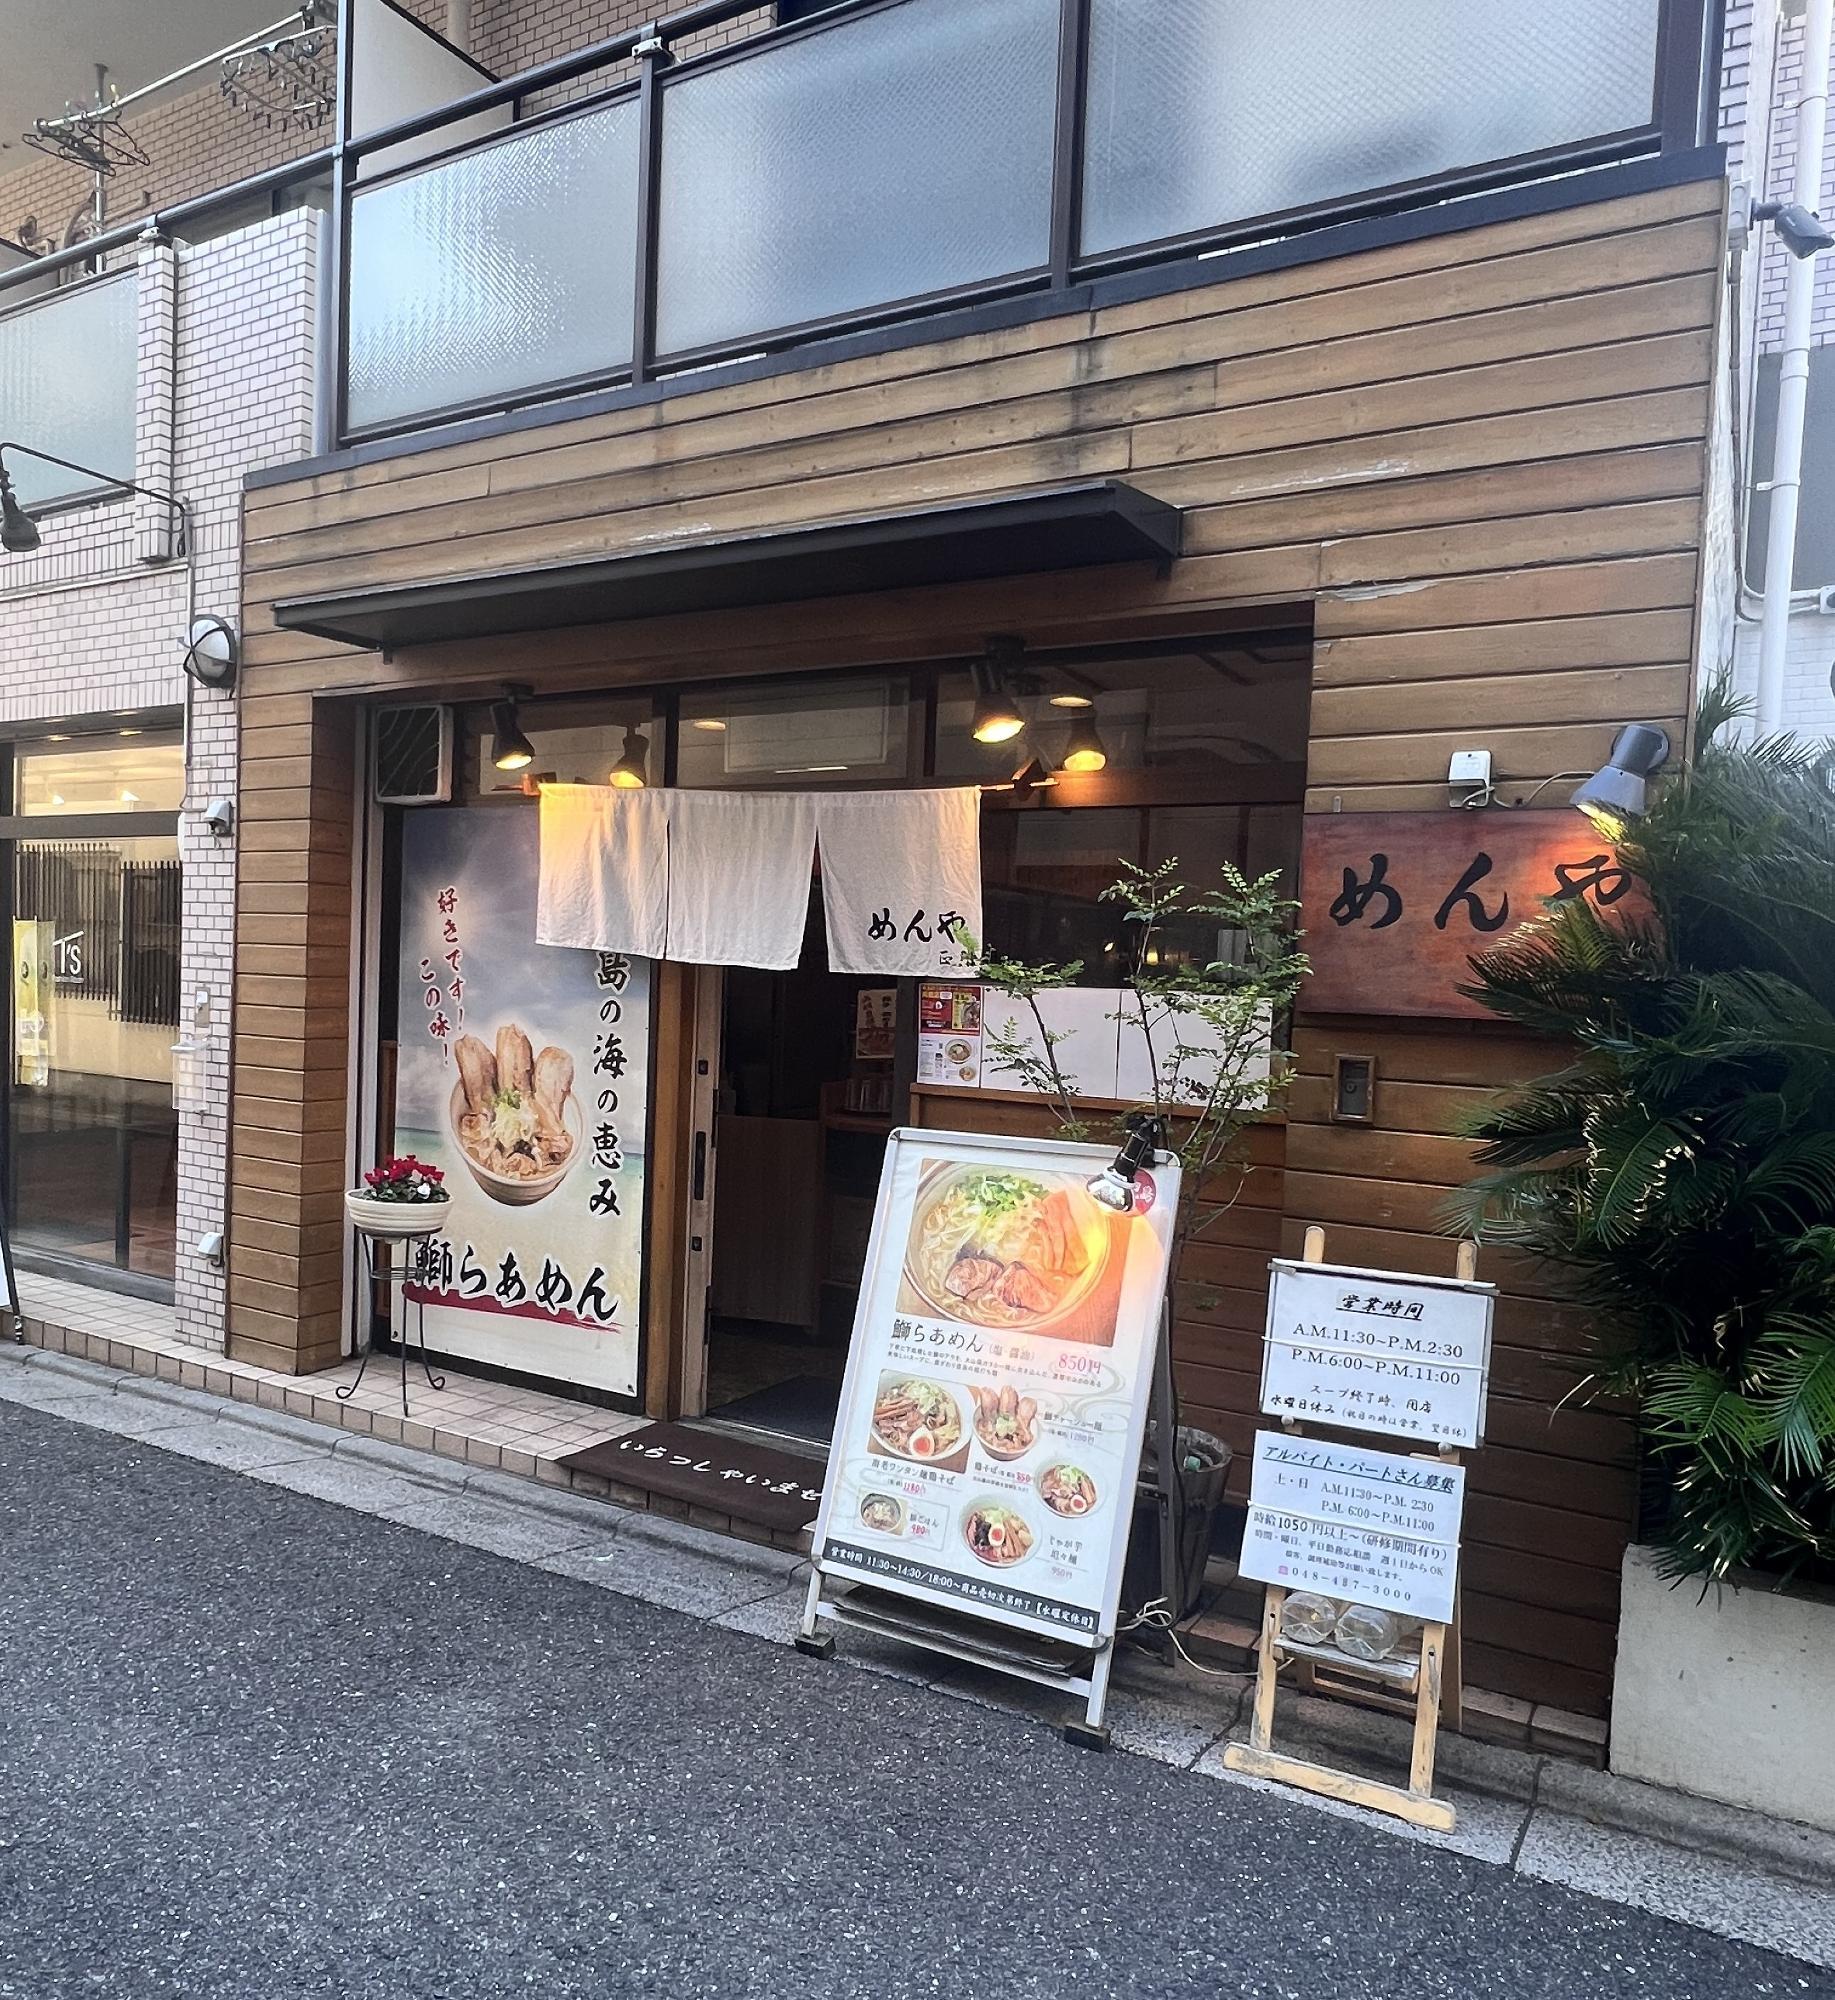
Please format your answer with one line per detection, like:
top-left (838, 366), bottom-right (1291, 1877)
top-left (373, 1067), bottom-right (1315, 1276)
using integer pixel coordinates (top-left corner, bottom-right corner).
top-left (1756, 0), bottom-right (1834, 735)
top-left (447, 0), bottom-right (473, 52)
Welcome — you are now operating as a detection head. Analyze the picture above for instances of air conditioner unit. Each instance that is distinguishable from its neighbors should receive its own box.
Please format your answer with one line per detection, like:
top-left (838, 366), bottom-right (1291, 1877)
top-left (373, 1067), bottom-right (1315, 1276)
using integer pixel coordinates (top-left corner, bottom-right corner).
top-left (372, 704), bottom-right (454, 805)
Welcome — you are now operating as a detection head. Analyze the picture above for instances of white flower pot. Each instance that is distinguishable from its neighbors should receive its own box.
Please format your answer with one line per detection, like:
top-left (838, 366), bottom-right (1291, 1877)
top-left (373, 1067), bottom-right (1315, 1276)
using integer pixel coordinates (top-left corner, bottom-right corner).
top-left (345, 1189), bottom-right (449, 1240)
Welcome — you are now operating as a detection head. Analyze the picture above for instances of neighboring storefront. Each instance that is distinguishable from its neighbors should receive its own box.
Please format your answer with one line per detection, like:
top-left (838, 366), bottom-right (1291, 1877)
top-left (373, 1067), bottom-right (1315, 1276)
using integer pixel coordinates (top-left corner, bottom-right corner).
top-left (3, 720), bottom-right (185, 1297)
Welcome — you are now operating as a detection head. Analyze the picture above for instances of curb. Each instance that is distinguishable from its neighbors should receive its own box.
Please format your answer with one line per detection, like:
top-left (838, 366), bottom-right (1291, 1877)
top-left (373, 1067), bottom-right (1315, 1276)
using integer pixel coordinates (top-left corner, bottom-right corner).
top-left (3, 1339), bottom-right (1831, 1897)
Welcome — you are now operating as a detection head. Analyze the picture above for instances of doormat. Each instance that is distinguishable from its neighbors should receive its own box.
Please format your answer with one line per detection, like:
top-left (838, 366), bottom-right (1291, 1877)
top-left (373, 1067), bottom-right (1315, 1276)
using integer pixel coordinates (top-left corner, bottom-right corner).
top-left (559, 1421), bottom-right (826, 1535)
top-left (706, 1374), bottom-right (841, 1446)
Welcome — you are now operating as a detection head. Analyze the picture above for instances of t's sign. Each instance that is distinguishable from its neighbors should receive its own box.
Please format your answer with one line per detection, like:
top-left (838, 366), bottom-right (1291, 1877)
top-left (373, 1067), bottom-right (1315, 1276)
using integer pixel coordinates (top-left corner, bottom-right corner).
top-left (1299, 811), bottom-right (1650, 1019)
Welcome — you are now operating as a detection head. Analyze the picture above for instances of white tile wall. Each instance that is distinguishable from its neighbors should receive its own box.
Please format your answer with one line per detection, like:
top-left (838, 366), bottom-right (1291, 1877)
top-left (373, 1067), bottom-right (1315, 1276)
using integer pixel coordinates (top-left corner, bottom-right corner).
top-left (0, 212), bottom-right (321, 1350)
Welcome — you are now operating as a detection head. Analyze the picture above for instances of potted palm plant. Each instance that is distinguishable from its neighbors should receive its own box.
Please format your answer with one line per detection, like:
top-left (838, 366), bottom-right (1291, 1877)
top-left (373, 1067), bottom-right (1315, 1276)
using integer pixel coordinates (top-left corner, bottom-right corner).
top-left (346, 1153), bottom-right (450, 1239)
top-left (1452, 684), bottom-right (1835, 1829)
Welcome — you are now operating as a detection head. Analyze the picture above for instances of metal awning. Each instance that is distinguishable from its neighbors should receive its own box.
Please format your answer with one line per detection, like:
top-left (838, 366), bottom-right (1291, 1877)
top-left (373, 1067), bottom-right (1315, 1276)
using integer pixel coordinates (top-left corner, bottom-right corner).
top-left (270, 481), bottom-right (1183, 649)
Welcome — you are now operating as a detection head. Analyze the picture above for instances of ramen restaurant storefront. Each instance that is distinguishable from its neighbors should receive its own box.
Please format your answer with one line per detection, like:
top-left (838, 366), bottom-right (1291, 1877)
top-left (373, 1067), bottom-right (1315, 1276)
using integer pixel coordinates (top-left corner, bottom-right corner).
top-left (360, 633), bottom-right (1312, 1449)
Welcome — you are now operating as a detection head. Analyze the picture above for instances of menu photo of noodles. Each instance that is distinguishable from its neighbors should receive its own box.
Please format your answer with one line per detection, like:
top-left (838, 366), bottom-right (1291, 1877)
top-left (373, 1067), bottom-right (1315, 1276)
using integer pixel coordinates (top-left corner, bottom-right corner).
top-left (897, 1162), bottom-right (1124, 1347)
top-left (868, 1372), bottom-right (971, 1474)
top-left (812, 1131), bottom-right (1180, 1649)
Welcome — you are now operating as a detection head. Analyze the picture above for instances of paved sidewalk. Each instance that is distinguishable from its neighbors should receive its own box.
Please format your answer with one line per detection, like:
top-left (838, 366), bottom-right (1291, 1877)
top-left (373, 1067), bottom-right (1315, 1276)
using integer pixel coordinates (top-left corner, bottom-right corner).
top-left (0, 1339), bottom-right (1831, 1990)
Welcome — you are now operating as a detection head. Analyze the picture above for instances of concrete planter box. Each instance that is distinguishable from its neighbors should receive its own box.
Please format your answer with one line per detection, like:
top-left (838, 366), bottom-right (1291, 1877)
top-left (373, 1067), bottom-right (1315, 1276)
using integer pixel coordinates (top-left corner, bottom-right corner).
top-left (1611, 1545), bottom-right (1835, 1832)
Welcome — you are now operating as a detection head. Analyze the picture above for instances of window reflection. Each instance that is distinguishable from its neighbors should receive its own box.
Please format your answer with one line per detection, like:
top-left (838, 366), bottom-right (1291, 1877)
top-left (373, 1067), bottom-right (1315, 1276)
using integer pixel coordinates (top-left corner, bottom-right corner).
top-left (11, 832), bottom-right (181, 1279)
top-left (935, 641), bottom-right (1311, 788)
top-left (468, 696), bottom-right (660, 798)
top-left (677, 676), bottom-right (910, 788)
top-left (16, 731), bottom-right (184, 816)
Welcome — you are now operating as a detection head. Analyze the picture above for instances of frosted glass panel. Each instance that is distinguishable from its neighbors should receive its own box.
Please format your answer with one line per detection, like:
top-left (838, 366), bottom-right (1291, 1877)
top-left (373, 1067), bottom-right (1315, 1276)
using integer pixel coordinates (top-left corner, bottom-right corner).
top-left (1082, 0), bottom-right (1664, 256)
top-left (0, 274), bottom-right (138, 508)
top-left (656, 0), bottom-right (1059, 357)
top-left (346, 99), bottom-right (639, 432)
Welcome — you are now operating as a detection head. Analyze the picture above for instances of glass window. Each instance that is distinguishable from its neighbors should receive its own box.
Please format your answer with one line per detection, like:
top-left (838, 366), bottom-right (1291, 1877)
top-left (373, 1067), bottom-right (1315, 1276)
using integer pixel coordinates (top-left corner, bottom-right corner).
top-left (345, 98), bottom-right (641, 433)
top-left (934, 642), bottom-right (1311, 788)
top-left (1081, 0), bottom-right (1663, 258)
top-left (654, 0), bottom-right (1059, 356)
top-left (677, 676), bottom-right (911, 788)
top-left (0, 273), bottom-right (138, 508)
top-left (947, 642), bottom-right (1310, 984)
top-left (16, 730), bottom-right (185, 816)
top-left (10, 832), bottom-right (181, 1280)
top-left (465, 695), bottom-right (660, 799)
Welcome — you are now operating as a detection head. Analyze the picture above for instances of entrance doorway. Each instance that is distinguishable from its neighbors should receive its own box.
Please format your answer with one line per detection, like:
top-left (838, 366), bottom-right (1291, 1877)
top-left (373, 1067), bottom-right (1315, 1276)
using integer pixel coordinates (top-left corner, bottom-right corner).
top-left (695, 890), bottom-right (898, 1444)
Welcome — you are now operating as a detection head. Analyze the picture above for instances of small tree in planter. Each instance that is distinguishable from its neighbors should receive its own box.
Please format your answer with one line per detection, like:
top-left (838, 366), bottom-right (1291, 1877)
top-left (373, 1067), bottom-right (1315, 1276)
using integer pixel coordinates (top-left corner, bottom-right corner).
top-left (972, 857), bottom-right (1305, 1615)
top-left (1451, 686), bottom-right (1835, 1585)
top-left (347, 1153), bottom-right (450, 1240)
top-left (974, 858), bottom-right (1308, 1325)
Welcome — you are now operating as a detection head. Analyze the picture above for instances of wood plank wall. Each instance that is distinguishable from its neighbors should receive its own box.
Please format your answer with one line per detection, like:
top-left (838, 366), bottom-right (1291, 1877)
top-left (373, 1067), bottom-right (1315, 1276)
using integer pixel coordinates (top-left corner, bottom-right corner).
top-left (233, 169), bottom-right (1726, 1715)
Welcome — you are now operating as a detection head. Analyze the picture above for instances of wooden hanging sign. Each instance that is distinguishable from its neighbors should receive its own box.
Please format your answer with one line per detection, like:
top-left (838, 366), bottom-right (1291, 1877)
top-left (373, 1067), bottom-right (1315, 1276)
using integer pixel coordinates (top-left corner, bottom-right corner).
top-left (1299, 810), bottom-right (1652, 1019)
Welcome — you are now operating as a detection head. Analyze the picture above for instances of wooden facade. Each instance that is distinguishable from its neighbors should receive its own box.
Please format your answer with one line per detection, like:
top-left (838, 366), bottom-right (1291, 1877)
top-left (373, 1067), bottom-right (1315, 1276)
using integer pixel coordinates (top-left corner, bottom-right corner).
top-left (232, 165), bottom-right (1726, 1717)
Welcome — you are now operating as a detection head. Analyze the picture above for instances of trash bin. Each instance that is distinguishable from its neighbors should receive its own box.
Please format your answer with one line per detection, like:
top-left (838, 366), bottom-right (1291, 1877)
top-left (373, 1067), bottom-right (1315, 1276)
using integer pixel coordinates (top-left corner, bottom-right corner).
top-left (1121, 1424), bottom-right (1232, 1623)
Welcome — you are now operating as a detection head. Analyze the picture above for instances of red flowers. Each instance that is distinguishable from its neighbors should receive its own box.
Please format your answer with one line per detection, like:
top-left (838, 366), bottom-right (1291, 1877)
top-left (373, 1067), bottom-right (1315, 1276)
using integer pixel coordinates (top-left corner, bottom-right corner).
top-left (359, 1154), bottom-right (448, 1203)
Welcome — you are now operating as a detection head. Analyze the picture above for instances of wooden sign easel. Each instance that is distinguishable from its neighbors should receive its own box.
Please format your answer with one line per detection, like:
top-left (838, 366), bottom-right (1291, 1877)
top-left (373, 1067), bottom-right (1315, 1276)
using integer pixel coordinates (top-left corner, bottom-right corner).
top-left (1222, 1226), bottom-right (1477, 1835)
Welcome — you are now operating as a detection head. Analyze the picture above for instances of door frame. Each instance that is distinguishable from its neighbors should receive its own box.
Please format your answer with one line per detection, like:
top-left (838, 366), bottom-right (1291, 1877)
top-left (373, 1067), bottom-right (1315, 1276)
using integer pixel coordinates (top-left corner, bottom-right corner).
top-left (676, 963), bottom-right (724, 1417)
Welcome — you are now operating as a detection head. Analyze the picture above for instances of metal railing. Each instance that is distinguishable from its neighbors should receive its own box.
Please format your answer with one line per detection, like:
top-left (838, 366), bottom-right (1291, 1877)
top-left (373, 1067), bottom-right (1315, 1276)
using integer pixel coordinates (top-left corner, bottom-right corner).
top-left (323, 0), bottom-right (1712, 444)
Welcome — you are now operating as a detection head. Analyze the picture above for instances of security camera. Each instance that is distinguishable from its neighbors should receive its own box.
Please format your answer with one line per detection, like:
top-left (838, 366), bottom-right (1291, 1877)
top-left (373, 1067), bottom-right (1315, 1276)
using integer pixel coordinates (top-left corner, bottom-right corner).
top-left (199, 797), bottom-right (235, 838)
top-left (1753, 200), bottom-right (1835, 259)
top-left (183, 613), bottom-right (238, 688)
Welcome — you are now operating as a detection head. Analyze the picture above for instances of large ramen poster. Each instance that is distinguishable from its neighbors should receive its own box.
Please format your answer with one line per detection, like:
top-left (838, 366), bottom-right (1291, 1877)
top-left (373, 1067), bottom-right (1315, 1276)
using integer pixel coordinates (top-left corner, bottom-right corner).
top-left (812, 1130), bottom-right (1179, 1646)
top-left (394, 805), bottom-right (650, 1399)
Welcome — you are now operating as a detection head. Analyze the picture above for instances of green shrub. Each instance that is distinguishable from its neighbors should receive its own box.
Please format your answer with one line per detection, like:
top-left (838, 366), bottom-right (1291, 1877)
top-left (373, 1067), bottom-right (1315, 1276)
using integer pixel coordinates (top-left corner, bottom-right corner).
top-left (1451, 686), bottom-right (1835, 1584)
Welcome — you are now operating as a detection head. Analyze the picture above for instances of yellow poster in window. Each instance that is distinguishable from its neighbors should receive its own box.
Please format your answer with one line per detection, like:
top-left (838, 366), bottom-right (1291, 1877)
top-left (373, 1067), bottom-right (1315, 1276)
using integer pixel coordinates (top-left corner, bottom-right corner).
top-left (13, 920), bottom-right (51, 1088)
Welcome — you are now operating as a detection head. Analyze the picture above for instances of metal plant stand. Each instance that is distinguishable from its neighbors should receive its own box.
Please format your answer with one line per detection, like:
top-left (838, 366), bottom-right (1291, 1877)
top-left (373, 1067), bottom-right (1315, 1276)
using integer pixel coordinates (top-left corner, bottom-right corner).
top-left (338, 1228), bottom-right (447, 1417)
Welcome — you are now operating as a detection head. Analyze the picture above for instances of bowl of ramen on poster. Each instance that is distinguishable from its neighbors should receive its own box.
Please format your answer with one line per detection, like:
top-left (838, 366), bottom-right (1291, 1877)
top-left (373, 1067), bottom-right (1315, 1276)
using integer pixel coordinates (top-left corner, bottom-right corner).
top-left (897, 1160), bottom-right (1120, 1345)
top-left (447, 1022), bottom-right (585, 1207)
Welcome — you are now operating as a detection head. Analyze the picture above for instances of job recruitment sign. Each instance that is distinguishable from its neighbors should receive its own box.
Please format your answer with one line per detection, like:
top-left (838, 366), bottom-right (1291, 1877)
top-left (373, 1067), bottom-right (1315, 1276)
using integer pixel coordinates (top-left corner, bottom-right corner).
top-left (1239, 1431), bottom-right (1465, 1625)
top-left (395, 805), bottom-right (650, 1398)
top-left (811, 1131), bottom-right (1179, 1646)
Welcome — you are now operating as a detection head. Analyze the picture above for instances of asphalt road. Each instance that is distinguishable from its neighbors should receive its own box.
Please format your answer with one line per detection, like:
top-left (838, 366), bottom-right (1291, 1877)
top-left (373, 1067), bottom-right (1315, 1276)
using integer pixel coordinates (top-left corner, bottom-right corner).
top-left (0, 1403), bottom-right (1825, 2000)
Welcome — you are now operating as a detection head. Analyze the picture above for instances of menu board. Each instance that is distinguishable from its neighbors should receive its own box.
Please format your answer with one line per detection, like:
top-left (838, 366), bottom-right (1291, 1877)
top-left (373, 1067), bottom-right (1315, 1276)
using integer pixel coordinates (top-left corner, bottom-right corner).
top-left (812, 1130), bottom-right (1179, 1647)
top-left (1259, 1260), bottom-right (1494, 1448)
top-left (1239, 1431), bottom-right (1464, 1624)
top-left (916, 982), bottom-right (982, 1085)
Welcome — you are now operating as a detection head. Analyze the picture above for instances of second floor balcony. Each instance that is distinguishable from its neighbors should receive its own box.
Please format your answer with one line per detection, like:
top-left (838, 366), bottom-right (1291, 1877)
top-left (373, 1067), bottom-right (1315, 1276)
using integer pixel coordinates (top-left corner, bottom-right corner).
top-left (335, 0), bottom-right (1716, 447)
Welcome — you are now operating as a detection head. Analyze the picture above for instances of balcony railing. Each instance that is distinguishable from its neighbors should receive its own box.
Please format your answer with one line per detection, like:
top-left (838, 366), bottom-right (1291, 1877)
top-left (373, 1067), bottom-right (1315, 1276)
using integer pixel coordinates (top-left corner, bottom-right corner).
top-left (336, 0), bottom-right (1710, 445)
top-left (0, 271), bottom-right (139, 508)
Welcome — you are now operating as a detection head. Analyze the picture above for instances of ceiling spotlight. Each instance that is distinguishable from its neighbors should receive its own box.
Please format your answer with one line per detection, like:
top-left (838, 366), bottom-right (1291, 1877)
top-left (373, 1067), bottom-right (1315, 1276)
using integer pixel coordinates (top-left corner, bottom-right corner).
top-left (609, 726), bottom-right (650, 789)
top-left (490, 686), bottom-right (535, 771)
top-left (1061, 714), bottom-right (1107, 773)
top-left (1571, 723), bottom-right (1670, 833)
top-left (0, 464), bottom-right (40, 554)
top-left (1048, 692), bottom-right (1094, 710)
top-left (970, 635), bottom-right (1027, 745)
top-left (1753, 199), bottom-right (1835, 260)
top-left (691, 717), bottom-right (727, 731)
